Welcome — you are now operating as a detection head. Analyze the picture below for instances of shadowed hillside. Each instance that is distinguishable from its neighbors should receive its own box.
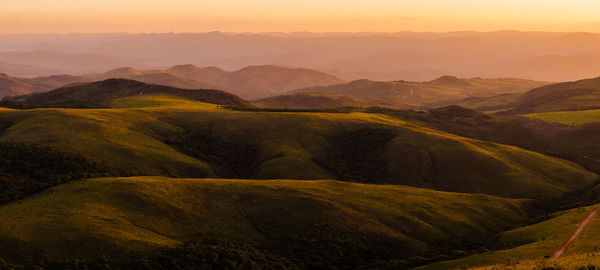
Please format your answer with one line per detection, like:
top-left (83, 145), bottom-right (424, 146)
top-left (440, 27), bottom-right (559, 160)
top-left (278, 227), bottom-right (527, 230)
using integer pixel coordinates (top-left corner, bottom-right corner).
top-left (0, 78), bottom-right (249, 108)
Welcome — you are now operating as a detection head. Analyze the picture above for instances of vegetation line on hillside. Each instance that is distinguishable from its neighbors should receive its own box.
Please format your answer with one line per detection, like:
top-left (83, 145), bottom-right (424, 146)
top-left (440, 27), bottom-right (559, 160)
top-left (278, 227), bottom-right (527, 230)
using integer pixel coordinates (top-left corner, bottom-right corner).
top-left (552, 205), bottom-right (600, 258)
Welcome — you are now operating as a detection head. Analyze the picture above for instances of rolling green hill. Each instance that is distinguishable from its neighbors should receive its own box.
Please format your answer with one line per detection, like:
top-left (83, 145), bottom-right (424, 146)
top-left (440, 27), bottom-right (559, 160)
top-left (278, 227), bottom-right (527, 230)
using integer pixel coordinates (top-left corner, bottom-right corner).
top-left (508, 76), bottom-right (600, 114)
top-left (455, 93), bottom-right (523, 112)
top-left (289, 76), bottom-right (547, 109)
top-left (252, 92), bottom-right (370, 109)
top-left (456, 76), bottom-right (600, 114)
top-left (0, 94), bottom-right (595, 199)
top-left (526, 109), bottom-right (600, 126)
top-left (0, 176), bottom-right (528, 268)
top-left (1, 90), bottom-right (599, 269)
top-left (0, 78), bottom-right (249, 108)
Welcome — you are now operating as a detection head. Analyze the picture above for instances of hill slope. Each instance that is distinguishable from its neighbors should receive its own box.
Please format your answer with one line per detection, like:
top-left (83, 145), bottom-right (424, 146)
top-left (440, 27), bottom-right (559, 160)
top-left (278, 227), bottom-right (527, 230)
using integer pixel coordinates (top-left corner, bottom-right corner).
top-left (510, 76), bottom-right (600, 113)
top-left (419, 203), bottom-right (600, 269)
top-left (0, 73), bottom-right (32, 98)
top-left (0, 176), bottom-right (528, 268)
top-left (0, 96), bottom-right (595, 199)
top-left (290, 77), bottom-right (547, 109)
top-left (252, 92), bottom-right (369, 108)
top-left (458, 76), bottom-right (600, 114)
top-left (0, 78), bottom-right (249, 108)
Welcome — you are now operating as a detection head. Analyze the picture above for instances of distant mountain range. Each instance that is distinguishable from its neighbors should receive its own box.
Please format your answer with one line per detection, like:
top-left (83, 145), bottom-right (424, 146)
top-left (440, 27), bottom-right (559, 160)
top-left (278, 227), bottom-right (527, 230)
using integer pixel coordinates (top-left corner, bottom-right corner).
top-left (0, 64), bottom-right (344, 100)
top-left (2, 32), bottom-right (600, 81)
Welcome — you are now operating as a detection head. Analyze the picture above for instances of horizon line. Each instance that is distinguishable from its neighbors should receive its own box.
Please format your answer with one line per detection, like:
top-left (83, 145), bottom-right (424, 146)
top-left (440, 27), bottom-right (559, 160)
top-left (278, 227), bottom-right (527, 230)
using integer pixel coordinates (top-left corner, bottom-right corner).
top-left (2, 30), bottom-right (600, 36)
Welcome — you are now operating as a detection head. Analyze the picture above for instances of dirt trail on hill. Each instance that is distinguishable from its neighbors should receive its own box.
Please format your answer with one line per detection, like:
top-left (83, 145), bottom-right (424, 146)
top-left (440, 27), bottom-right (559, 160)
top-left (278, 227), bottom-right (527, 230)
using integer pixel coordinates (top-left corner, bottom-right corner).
top-left (552, 206), bottom-right (600, 258)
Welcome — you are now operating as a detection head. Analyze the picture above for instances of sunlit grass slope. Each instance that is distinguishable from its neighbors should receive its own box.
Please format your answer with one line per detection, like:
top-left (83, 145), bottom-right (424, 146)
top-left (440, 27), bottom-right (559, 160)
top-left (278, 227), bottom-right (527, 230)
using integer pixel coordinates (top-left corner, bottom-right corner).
top-left (0, 107), bottom-right (214, 177)
top-left (419, 204), bottom-right (600, 269)
top-left (0, 94), bottom-right (595, 199)
top-left (466, 253), bottom-right (600, 270)
top-left (109, 94), bottom-right (221, 110)
top-left (0, 176), bottom-right (527, 266)
top-left (526, 109), bottom-right (600, 126)
top-left (456, 93), bottom-right (523, 112)
top-left (252, 92), bottom-right (371, 109)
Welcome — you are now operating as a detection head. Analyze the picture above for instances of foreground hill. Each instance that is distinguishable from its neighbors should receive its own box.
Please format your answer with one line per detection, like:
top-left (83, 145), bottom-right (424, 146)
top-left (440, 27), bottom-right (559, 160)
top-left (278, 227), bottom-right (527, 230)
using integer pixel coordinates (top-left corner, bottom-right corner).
top-left (0, 78), bottom-right (249, 108)
top-left (458, 76), bottom-right (600, 114)
top-left (288, 76), bottom-right (547, 109)
top-left (0, 176), bottom-right (528, 268)
top-left (0, 65), bottom-right (344, 100)
top-left (0, 95), bottom-right (594, 199)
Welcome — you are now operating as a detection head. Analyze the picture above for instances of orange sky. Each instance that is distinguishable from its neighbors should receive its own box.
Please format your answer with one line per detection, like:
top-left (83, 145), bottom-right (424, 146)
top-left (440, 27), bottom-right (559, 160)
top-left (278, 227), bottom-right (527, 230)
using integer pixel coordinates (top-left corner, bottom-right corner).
top-left (1, 0), bottom-right (600, 33)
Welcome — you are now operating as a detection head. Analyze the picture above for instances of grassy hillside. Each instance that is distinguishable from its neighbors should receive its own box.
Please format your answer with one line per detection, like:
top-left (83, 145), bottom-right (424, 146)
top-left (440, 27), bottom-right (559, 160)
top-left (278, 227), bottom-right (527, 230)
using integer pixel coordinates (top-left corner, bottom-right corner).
top-left (367, 106), bottom-right (600, 175)
top-left (252, 92), bottom-right (370, 109)
top-left (526, 109), bottom-right (600, 126)
top-left (456, 93), bottom-right (523, 112)
top-left (0, 176), bottom-right (528, 268)
top-left (0, 78), bottom-right (249, 108)
top-left (419, 204), bottom-right (600, 269)
top-left (467, 76), bottom-right (600, 114)
top-left (0, 142), bottom-right (111, 204)
top-left (290, 76), bottom-right (547, 109)
top-left (516, 114), bottom-right (600, 174)
top-left (466, 254), bottom-right (600, 270)
top-left (0, 95), bottom-right (595, 199)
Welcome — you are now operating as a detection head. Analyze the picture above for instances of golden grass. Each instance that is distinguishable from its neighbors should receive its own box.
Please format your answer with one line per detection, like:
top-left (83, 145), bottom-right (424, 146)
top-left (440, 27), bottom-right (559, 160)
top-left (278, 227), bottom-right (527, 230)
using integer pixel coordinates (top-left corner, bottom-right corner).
top-left (526, 109), bottom-right (600, 126)
top-left (0, 97), bottom-right (595, 198)
top-left (0, 176), bottom-right (527, 263)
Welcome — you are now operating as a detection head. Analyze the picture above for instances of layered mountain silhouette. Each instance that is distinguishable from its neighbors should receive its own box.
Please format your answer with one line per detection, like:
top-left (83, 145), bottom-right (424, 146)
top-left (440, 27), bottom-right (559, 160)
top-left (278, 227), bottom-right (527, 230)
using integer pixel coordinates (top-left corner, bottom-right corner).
top-left (0, 64), bottom-right (344, 100)
top-left (3, 32), bottom-right (600, 81)
top-left (165, 64), bottom-right (344, 99)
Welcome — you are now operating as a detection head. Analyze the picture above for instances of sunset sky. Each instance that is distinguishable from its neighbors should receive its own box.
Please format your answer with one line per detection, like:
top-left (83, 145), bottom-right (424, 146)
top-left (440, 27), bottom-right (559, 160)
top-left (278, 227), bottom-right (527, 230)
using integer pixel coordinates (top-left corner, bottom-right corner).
top-left (1, 0), bottom-right (600, 33)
